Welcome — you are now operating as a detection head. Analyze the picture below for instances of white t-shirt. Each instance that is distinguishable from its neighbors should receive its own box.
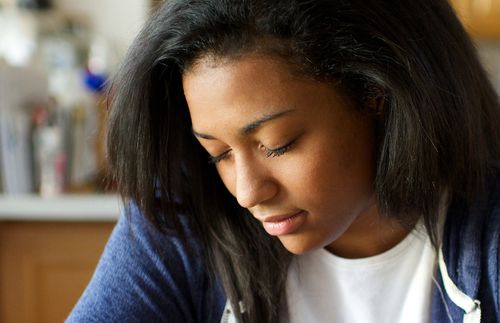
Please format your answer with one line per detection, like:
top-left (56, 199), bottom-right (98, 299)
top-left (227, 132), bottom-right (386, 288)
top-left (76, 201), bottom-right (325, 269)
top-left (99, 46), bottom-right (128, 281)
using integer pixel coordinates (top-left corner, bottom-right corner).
top-left (285, 225), bottom-right (437, 323)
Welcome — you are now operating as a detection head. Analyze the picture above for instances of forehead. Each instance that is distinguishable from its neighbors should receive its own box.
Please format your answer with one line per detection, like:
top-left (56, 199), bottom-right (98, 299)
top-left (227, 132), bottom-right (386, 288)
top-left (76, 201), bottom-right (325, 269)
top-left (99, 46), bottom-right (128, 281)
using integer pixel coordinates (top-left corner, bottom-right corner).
top-left (183, 54), bottom-right (297, 91)
top-left (185, 55), bottom-right (313, 107)
top-left (181, 54), bottom-right (353, 139)
top-left (183, 55), bottom-right (297, 123)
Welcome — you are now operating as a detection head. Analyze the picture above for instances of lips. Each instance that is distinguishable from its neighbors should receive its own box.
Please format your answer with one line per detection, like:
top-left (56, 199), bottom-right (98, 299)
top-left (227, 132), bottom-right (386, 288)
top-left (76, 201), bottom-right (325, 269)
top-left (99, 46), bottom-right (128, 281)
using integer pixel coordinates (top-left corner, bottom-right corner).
top-left (257, 210), bottom-right (306, 236)
top-left (259, 210), bottom-right (303, 223)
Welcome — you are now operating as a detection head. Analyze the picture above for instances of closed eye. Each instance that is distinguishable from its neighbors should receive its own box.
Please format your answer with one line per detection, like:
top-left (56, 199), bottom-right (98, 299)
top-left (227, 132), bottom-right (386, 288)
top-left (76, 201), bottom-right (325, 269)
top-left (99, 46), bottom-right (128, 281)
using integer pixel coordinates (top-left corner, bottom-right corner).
top-left (263, 139), bottom-right (296, 158)
top-left (208, 139), bottom-right (297, 164)
top-left (208, 150), bottom-right (232, 164)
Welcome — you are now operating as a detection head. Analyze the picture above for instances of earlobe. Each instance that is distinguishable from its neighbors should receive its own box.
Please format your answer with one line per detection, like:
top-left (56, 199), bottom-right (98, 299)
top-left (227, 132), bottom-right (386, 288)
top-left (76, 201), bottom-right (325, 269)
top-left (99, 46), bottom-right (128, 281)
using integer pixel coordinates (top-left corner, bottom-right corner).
top-left (366, 96), bottom-right (385, 116)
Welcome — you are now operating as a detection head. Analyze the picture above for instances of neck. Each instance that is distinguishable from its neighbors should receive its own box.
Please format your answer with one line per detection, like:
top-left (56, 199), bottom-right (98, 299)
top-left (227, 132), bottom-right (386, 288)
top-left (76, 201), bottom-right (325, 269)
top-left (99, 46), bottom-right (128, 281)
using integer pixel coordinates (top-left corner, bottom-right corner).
top-left (325, 203), bottom-right (416, 258)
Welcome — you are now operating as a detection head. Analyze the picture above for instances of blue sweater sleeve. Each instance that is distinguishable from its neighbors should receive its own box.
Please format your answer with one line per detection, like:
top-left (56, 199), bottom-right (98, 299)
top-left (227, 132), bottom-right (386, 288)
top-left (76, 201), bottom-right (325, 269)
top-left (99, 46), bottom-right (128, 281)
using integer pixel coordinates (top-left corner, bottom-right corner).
top-left (66, 203), bottom-right (226, 323)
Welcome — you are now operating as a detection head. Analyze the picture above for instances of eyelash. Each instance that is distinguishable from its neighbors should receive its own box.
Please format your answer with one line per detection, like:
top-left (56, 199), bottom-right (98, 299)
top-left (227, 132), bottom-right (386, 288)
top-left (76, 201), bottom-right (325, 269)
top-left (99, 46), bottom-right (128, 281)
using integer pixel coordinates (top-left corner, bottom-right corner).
top-left (264, 141), bottom-right (295, 158)
top-left (207, 140), bottom-right (296, 164)
top-left (208, 151), bottom-right (231, 164)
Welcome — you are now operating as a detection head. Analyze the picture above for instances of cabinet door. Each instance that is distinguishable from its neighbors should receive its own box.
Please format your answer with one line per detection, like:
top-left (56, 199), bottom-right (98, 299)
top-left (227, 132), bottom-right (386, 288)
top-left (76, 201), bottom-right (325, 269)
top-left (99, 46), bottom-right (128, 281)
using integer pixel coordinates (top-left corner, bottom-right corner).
top-left (0, 221), bottom-right (115, 323)
top-left (451, 0), bottom-right (500, 38)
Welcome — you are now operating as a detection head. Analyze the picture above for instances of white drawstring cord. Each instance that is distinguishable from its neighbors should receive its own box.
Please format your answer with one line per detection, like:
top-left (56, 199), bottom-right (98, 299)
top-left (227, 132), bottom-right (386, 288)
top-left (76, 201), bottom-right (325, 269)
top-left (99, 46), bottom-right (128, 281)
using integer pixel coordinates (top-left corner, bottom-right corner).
top-left (220, 300), bottom-right (245, 323)
top-left (438, 248), bottom-right (482, 323)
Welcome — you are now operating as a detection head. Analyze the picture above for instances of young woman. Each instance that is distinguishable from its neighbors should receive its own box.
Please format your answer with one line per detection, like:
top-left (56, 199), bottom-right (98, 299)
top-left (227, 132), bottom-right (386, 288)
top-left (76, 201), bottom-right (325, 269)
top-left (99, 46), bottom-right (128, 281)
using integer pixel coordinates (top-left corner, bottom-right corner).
top-left (67, 0), bottom-right (500, 322)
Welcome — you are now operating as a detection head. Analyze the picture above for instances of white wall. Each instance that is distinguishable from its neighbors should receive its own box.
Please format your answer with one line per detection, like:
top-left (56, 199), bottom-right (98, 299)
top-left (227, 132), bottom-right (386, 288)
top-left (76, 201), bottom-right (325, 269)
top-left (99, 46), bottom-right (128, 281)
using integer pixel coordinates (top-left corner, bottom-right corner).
top-left (52, 0), bottom-right (150, 59)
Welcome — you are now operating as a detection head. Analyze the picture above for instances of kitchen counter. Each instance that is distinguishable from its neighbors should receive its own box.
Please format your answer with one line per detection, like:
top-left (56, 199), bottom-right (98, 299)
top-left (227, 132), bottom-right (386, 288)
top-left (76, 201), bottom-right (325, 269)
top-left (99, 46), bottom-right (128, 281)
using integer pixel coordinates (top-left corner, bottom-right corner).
top-left (0, 194), bottom-right (121, 221)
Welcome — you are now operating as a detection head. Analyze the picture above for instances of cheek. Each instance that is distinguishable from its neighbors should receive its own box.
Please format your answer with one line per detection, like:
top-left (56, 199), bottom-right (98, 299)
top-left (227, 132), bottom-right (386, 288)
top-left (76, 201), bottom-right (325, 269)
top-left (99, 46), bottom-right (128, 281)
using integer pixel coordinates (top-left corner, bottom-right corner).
top-left (283, 134), bottom-right (375, 212)
top-left (273, 152), bottom-right (328, 204)
top-left (214, 164), bottom-right (237, 196)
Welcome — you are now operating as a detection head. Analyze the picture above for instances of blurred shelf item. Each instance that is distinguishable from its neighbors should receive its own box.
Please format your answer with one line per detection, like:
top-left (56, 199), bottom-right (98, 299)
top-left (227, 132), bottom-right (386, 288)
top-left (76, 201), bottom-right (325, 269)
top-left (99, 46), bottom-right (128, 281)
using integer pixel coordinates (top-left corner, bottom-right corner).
top-left (452, 0), bottom-right (500, 39)
top-left (0, 193), bottom-right (121, 221)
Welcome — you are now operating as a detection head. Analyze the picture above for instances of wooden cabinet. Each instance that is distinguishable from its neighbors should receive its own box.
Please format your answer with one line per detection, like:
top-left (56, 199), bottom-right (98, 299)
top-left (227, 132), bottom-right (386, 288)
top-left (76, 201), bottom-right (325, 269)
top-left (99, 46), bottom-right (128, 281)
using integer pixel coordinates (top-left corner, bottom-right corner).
top-left (451, 0), bottom-right (500, 38)
top-left (0, 221), bottom-right (115, 323)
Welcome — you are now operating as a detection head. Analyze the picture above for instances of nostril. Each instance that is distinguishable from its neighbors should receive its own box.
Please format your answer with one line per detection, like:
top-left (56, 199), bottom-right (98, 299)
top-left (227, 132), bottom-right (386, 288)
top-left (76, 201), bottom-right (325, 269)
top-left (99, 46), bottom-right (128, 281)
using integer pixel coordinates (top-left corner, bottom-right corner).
top-left (235, 184), bottom-right (259, 209)
top-left (236, 194), bottom-right (253, 209)
top-left (233, 156), bottom-right (279, 208)
top-left (236, 179), bottom-right (279, 209)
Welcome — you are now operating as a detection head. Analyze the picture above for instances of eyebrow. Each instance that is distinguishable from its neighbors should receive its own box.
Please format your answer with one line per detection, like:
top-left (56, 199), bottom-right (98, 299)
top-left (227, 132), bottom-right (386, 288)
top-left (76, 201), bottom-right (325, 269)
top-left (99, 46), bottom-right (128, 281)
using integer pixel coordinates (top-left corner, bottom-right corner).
top-left (192, 108), bottom-right (295, 140)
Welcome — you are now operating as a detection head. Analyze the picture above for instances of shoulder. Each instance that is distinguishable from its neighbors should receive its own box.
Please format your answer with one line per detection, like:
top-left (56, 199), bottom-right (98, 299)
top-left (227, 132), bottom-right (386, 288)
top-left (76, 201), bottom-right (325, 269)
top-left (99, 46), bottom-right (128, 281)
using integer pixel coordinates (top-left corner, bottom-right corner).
top-left (444, 172), bottom-right (500, 317)
top-left (67, 201), bottom-right (226, 323)
top-left (444, 172), bottom-right (500, 245)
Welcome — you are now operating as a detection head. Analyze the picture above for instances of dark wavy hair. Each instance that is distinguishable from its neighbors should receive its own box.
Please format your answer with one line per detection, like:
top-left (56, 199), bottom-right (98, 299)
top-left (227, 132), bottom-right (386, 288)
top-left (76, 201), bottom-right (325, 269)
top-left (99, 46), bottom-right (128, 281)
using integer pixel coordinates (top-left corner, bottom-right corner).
top-left (106, 0), bottom-right (500, 322)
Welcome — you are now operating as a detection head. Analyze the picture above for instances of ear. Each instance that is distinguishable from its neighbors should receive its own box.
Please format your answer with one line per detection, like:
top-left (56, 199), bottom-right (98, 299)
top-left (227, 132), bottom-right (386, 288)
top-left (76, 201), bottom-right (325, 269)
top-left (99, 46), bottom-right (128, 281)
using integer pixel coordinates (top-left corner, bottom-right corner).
top-left (366, 96), bottom-right (385, 116)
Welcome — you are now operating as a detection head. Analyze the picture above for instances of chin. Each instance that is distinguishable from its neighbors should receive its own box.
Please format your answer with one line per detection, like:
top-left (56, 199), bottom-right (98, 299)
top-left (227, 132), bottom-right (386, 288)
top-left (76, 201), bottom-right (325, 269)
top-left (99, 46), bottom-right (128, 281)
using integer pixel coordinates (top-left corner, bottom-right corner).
top-left (279, 237), bottom-right (319, 255)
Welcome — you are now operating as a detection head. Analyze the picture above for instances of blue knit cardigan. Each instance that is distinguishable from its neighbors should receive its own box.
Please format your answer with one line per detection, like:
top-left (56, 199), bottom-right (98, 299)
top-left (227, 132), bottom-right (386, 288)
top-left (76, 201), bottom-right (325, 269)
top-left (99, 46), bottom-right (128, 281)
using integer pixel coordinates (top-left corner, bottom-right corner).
top-left (67, 176), bottom-right (500, 323)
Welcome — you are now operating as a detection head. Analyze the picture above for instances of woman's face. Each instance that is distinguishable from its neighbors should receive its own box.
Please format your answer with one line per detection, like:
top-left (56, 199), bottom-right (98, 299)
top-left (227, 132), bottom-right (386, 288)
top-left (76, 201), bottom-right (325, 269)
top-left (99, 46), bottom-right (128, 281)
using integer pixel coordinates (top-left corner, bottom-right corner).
top-left (183, 54), bottom-right (390, 256)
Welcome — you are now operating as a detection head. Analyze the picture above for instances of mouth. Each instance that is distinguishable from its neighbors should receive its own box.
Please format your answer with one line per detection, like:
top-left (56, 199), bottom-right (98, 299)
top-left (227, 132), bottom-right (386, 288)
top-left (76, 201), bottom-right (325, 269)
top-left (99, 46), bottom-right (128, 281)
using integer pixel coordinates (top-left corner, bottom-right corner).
top-left (259, 210), bottom-right (306, 236)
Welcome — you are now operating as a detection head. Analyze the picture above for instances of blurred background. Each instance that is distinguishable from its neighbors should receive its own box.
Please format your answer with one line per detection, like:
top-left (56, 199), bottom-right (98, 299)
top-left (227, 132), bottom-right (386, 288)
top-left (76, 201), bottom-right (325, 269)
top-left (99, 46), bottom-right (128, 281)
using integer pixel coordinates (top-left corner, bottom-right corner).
top-left (0, 0), bottom-right (149, 196)
top-left (0, 0), bottom-right (499, 322)
top-left (0, 0), bottom-right (150, 322)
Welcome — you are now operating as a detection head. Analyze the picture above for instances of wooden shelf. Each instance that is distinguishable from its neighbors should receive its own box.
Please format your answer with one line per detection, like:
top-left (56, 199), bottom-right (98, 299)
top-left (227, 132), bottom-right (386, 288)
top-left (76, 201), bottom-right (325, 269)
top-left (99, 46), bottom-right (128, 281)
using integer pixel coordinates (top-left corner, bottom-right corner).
top-left (0, 220), bottom-right (116, 323)
top-left (0, 194), bottom-right (120, 322)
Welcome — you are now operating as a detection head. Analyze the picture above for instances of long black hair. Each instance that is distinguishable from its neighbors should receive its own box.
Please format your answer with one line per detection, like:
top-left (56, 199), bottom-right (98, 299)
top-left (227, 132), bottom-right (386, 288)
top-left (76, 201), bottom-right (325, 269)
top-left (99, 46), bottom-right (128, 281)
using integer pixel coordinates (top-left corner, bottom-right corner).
top-left (107, 0), bottom-right (500, 322)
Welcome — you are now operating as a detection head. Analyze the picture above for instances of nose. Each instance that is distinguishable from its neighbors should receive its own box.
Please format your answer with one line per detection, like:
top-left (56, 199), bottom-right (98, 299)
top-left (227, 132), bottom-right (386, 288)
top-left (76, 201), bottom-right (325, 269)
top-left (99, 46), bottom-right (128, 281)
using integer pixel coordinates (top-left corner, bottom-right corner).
top-left (234, 157), bottom-right (278, 209)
